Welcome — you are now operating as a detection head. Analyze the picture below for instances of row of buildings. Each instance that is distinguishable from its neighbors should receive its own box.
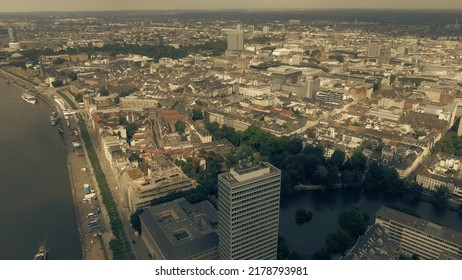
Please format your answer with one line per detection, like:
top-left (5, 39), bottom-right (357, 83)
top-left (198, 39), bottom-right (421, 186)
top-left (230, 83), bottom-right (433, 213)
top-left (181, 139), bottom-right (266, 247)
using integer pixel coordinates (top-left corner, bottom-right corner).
top-left (343, 206), bottom-right (462, 260)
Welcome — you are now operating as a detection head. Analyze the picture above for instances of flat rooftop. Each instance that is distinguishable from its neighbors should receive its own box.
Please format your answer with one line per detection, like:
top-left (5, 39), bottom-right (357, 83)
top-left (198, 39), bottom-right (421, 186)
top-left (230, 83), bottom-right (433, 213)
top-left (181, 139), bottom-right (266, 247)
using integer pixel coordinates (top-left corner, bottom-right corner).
top-left (140, 198), bottom-right (218, 260)
top-left (376, 206), bottom-right (462, 246)
top-left (233, 161), bottom-right (268, 175)
top-left (220, 161), bottom-right (279, 184)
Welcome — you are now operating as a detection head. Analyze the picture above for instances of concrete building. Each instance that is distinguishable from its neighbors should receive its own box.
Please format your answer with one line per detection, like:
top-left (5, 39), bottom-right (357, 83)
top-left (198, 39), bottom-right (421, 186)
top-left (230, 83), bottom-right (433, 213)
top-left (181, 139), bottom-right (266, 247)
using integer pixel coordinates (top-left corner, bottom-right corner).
top-left (375, 206), bottom-right (462, 259)
top-left (304, 75), bottom-right (320, 99)
top-left (268, 67), bottom-right (302, 90)
top-left (218, 160), bottom-right (281, 260)
top-left (139, 198), bottom-right (219, 260)
top-left (367, 42), bottom-right (380, 57)
top-left (227, 30), bottom-right (244, 51)
top-left (120, 96), bottom-right (159, 111)
top-left (238, 84), bottom-right (272, 97)
top-left (316, 89), bottom-right (345, 103)
top-left (378, 45), bottom-right (391, 65)
top-left (7, 26), bottom-right (17, 42)
top-left (342, 224), bottom-right (400, 260)
top-left (416, 167), bottom-right (462, 197)
top-left (127, 160), bottom-right (195, 212)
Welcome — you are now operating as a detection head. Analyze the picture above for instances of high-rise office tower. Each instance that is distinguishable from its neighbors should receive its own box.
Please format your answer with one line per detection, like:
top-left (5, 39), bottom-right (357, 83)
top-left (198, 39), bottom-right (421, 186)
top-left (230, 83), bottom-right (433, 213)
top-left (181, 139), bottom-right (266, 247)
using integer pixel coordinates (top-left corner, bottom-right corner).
top-left (218, 160), bottom-right (281, 260)
top-left (262, 25), bottom-right (270, 33)
top-left (378, 45), bottom-right (391, 64)
top-left (7, 26), bottom-right (17, 43)
top-left (227, 30), bottom-right (244, 51)
top-left (305, 75), bottom-right (320, 99)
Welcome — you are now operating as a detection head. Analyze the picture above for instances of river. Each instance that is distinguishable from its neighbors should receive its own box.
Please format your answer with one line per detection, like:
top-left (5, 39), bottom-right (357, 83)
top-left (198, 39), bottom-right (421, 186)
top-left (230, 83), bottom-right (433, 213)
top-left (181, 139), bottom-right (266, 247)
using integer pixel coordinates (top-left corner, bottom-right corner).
top-left (279, 188), bottom-right (462, 258)
top-left (0, 77), bottom-right (81, 260)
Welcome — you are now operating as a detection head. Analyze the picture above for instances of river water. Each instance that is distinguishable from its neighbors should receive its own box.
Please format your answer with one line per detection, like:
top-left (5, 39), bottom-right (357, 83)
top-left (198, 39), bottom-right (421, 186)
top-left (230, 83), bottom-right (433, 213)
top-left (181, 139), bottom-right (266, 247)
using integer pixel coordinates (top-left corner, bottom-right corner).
top-left (279, 188), bottom-right (462, 257)
top-left (0, 77), bottom-right (81, 260)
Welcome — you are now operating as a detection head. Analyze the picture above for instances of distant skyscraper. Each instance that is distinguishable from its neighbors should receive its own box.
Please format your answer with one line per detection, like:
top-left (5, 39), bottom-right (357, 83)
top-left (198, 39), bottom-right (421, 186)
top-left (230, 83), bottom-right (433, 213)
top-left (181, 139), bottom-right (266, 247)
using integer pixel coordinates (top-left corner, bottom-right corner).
top-left (247, 25), bottom-right (255, 33)
top-left (305, 75), bottom-right (320, 99)
top-left (7, 26), bottom-right (17, 43)
top-left (227, 30), bottom-right (244, 51)
top-left (218, 161), bottom-right (281, 260)
top-left (263, 26), bottom-right (270, 33)
top-left (367, 42), bottom-right (380, 57)
top-left (378, 45), bottom-right (391, 64)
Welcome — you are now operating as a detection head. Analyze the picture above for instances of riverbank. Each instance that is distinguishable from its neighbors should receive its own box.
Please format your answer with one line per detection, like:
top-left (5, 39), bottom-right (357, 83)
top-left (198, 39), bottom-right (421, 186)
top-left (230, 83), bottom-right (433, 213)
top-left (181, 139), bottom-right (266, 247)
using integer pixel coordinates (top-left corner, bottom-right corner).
top-left (38, 89), bottom-right (108, 260)
top-left (3, 67), bottom-right (110, 259)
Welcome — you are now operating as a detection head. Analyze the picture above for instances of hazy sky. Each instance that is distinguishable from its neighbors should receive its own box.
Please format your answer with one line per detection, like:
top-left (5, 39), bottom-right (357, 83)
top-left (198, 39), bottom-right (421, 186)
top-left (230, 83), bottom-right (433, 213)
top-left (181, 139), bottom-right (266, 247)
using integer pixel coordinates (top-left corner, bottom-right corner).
top-left (2, 0), bottom-right (462, 13)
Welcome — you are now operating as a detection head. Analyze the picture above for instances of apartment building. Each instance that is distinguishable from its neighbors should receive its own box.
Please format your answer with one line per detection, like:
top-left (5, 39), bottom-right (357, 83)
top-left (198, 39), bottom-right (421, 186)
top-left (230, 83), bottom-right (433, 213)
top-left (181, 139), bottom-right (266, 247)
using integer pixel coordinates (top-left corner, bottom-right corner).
top-left (375, 206), bottom-right (462, 259)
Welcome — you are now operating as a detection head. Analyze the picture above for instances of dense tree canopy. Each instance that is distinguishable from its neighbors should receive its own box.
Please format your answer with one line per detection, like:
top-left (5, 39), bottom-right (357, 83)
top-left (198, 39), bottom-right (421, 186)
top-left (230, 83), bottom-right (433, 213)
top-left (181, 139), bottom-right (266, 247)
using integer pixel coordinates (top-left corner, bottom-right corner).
top-left (432, 186), bottom-right (451, 209)
top-left (205, 121), bottom-right (241, 146)
top-left (434, 131), bottom-right (462, 156)
top-left (325, 228), bottom-right (351, 253)
top-left (338, 207), bottom-right (370, 239)
top-left (175, 120), bottom-right (186, 134)
top-left (363, 163), bottom-right (402, 193)
top-left (191, 109), bottom-right (204, 121)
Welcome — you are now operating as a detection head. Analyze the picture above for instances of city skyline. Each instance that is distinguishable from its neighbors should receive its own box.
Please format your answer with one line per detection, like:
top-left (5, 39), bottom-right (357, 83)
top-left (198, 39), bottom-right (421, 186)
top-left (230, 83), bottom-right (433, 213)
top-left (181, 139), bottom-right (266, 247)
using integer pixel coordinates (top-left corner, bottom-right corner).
top-left (2, 0), bottom-right (462, 13)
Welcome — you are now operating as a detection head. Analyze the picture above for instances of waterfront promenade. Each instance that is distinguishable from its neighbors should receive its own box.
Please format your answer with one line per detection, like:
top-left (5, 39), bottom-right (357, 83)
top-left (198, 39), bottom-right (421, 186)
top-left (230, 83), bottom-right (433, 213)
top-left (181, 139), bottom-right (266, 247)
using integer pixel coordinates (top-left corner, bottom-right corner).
top-left (1, 69), bottom-right (107, 259)
top-left (39, 87), bottom-right (109, 260)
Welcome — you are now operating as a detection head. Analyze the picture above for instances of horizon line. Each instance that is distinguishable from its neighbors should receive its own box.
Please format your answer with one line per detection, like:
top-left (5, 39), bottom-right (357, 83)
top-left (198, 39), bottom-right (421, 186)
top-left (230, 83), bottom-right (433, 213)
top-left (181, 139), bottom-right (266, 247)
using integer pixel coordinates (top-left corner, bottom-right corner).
top-left (1, 8), bottom-right (462, 15)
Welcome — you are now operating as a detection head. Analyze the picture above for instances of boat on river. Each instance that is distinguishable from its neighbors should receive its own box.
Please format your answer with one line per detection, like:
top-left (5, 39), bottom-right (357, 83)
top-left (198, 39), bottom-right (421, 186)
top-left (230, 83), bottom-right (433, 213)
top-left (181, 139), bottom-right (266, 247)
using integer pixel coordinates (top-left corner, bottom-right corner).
top-left (22, 93), bottom-right (37, 105)
top-left (33, 246), bottom-right (48, 260)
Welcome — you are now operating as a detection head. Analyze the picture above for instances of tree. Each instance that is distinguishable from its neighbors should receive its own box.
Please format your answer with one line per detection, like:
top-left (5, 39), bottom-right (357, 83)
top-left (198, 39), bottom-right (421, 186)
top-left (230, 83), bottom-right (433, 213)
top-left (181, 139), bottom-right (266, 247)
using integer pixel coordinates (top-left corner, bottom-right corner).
top-left (128, 152), bottom-right (141, 163)
top-left (74, 93), bottom-right (84, 102)
top-left (125, 123), bottom-right (139, 141)
top-left (434, 131), bottom-right (462, 156)
top-left (432, 186), bottom-right (450, 209)
top-left (325, 228), bottom-right (351, 253)
top-left (312, 165), bottom-right (329, 184)
top-left (329, 150), bottom-right (345, 169)
top-left (204, 121), bottom-right (220, 135)
top-left (403, 182), bottom-right (423, 201)
top-left (68, 71), bottom-right (78, 81)
top-left (324, 165), bottom-right (340, 187)
top-left (338, 207), bottom-right (370, 239)
top-left (345, 151), bottom-right (367, 173)
top-left (174, 120), bottom-right (186, 134)
top-left (363, 163), bottom-right (402, 193)
top-left (99, 88), bottom-right (110, 96)
top-left (287, 138), bottom-right (303, 155)
top-left (51, 80), bottom-right (63, 87)
top-left (295, 208), bottom-right (313, 224)
top-left (53, 57), bottom-right (66, 65)
top-left (191, 109), bottom-right (204, 121)
top-left (341, 170), bottom-right (363, 188)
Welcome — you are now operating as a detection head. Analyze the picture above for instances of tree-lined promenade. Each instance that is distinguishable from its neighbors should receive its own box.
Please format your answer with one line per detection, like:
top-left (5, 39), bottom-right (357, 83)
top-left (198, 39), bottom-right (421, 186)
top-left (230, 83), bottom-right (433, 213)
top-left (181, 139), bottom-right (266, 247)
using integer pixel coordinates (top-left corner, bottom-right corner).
top-left (79, 120), bottom-right (135, 259)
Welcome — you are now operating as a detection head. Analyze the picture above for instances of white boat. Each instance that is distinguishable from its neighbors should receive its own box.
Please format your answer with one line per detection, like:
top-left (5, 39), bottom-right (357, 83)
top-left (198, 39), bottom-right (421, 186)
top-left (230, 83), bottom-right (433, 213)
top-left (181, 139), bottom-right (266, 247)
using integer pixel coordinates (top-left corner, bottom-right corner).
top-left (33, 246), bottom-right (48, 260)
top-left (22, 93), bottom-right (37, 105)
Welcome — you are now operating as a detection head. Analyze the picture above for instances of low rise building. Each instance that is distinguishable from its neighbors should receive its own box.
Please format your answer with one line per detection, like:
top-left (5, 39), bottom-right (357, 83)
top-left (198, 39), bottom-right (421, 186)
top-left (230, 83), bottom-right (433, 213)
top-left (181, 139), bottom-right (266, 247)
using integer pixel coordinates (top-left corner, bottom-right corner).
top-left (375, 206), bottom-right (462, 260)
top-left (342, 224), bottom-right (400, 260)
top-left (127, 158), bottom-right (195, 212)
top-left (139, 198), bottom-right (219, 260)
